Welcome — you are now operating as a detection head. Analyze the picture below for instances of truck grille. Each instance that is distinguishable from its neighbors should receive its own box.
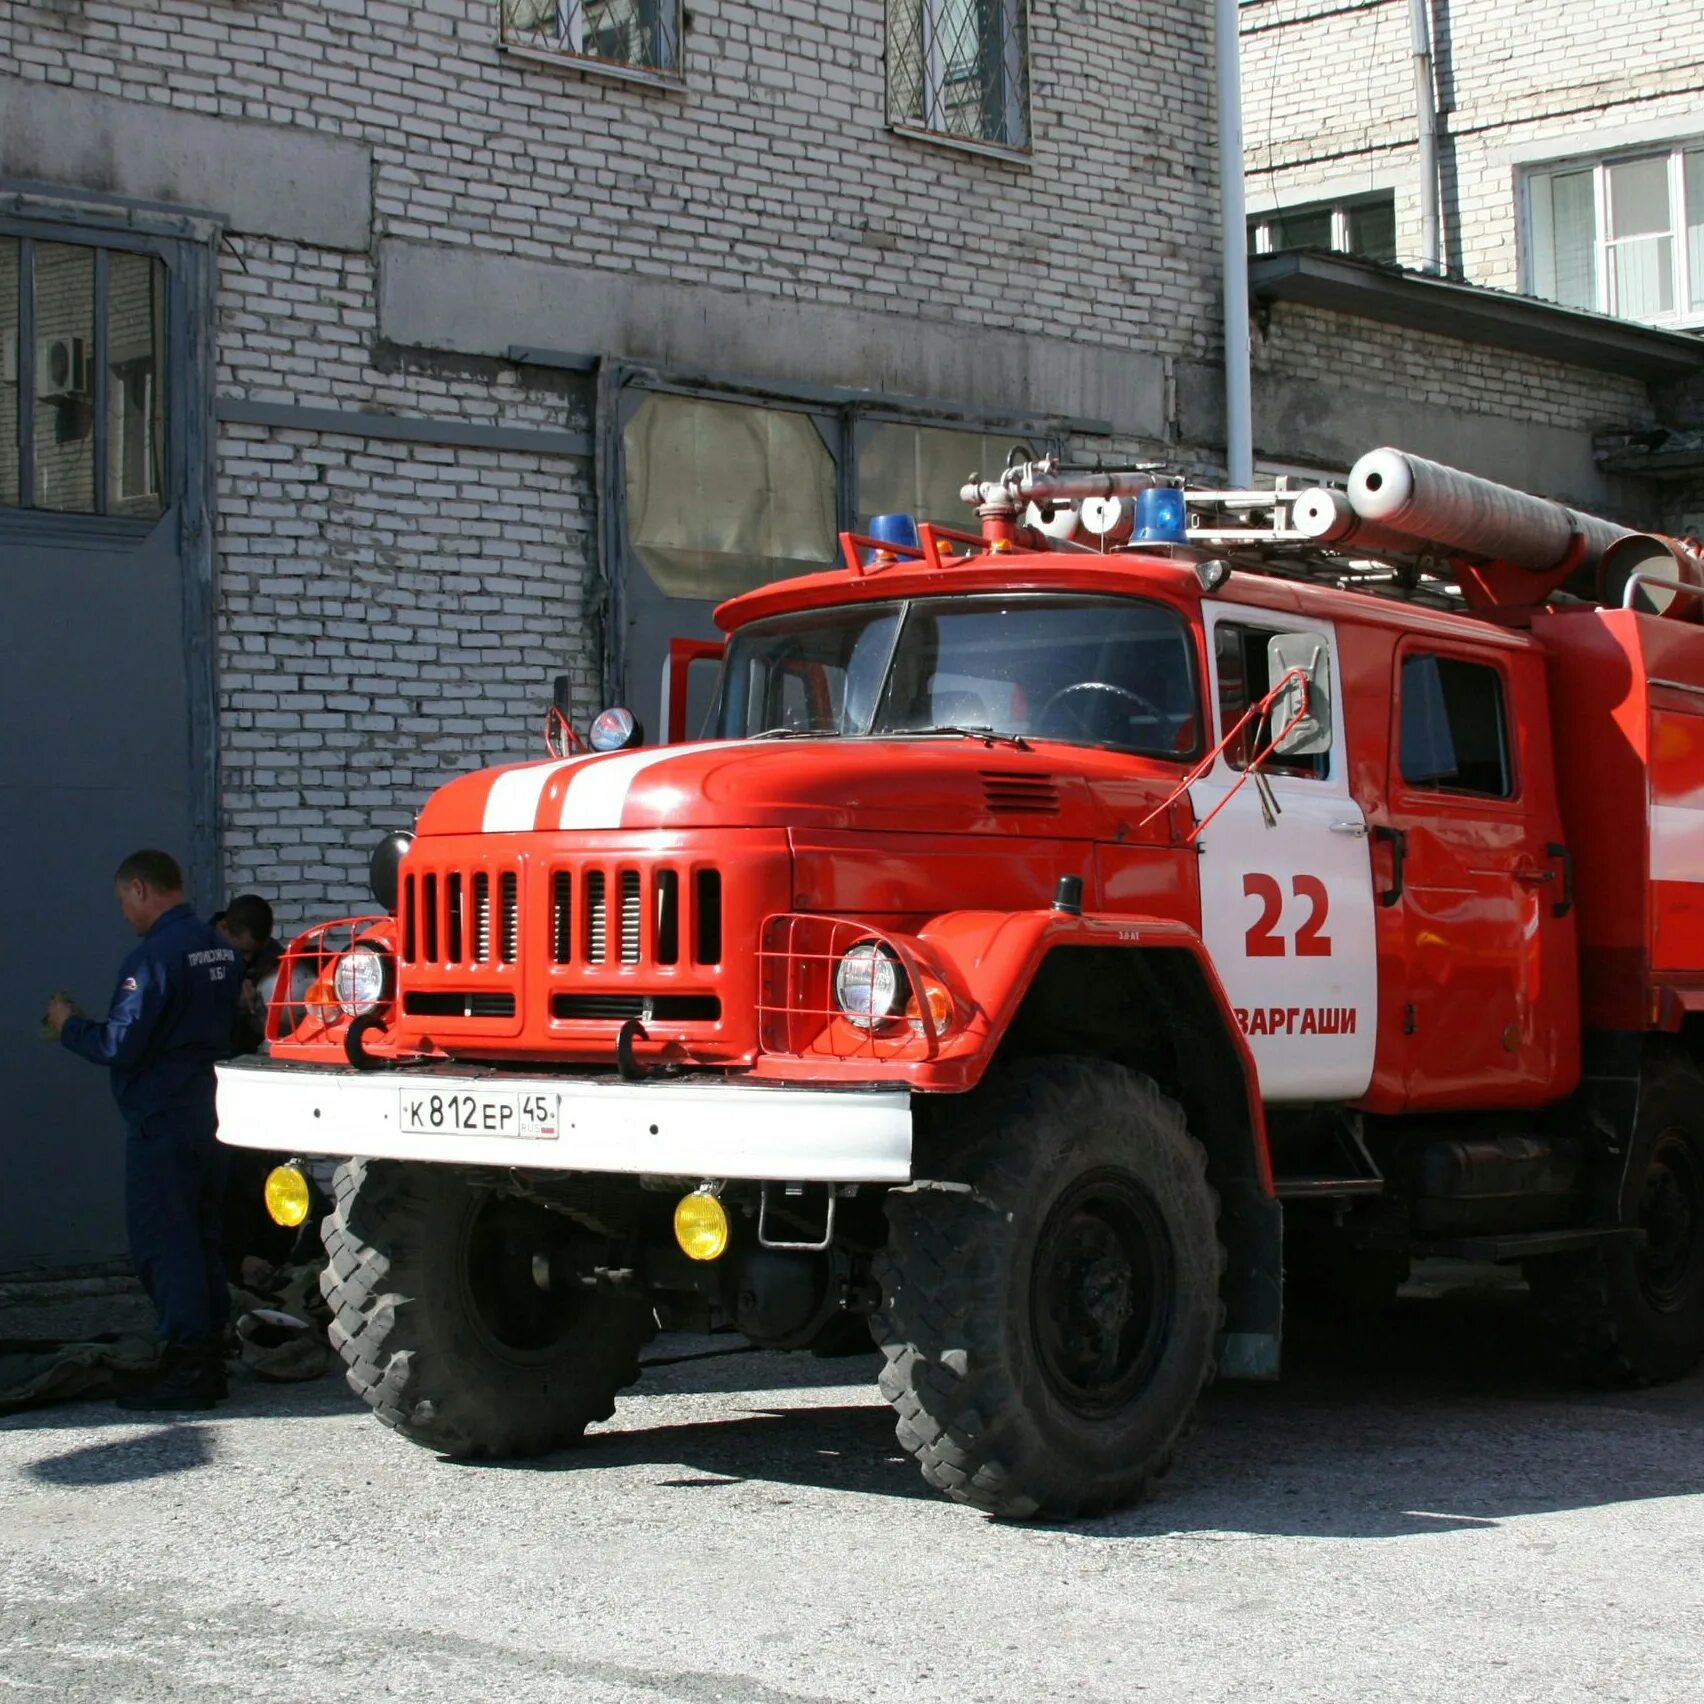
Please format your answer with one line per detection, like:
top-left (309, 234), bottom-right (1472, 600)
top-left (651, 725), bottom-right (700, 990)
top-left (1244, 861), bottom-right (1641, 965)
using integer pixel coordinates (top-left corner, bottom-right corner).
top-left (401, 863), bottom-right (522, 967)
top-left (549, 863), bottom-right (722, 968)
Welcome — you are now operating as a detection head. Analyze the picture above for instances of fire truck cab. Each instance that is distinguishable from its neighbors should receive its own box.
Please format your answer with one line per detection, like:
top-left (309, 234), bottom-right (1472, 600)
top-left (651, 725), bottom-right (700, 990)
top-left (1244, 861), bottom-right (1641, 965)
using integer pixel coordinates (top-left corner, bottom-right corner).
top-left (217, 450), bottom-right (1704, 1520)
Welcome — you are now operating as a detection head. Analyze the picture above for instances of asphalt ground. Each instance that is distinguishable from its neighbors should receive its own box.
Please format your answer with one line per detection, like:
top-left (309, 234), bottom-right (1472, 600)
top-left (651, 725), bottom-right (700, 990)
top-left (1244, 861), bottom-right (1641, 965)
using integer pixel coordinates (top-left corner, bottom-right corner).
top-left (3, 1273), bottom-right (1702, 1704)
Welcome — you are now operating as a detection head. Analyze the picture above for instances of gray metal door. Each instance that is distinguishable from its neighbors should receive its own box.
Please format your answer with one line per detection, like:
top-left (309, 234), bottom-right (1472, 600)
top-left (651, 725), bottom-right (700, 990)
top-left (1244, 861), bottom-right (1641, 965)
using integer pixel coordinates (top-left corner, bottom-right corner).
top-left (0, 219), bottom-right (213, 1272)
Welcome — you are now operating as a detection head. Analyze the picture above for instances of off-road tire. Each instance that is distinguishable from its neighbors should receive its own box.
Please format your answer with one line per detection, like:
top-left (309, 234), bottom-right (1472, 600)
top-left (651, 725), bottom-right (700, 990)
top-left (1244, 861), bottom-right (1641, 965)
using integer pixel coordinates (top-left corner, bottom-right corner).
top-left (871, 1057), bottom-right (1224, 1520)
top-left (321, 1159), bottom-right (655, 1457)
top-left (1527, 1050), bottom-right (1704, 1387)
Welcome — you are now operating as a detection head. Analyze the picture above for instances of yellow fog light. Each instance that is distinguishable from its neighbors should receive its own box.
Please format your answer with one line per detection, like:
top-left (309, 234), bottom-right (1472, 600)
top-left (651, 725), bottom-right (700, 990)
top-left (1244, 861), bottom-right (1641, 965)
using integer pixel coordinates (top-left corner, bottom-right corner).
top-left (264, 1164), bottom-right (312, 1228)
top-left (673, 1189), bottom-right (730, 1262)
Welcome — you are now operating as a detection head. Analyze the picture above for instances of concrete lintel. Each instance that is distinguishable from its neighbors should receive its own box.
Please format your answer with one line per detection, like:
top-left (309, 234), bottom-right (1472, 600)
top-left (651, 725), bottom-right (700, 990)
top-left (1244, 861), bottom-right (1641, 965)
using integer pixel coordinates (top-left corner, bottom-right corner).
top-left (215, 397), bottom-right (592, 457)
top-left (0, 76), bottom-right (371, 251)
top-left (384, 240), bottom-right (1168, 440)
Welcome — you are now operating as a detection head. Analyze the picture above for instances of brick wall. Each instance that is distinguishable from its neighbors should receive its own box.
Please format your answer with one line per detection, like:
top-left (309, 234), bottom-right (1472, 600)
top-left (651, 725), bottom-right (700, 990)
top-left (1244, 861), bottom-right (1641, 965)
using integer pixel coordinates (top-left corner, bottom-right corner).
top-left (1254, 303), bottom-right (1656, 440)
top-left (216, 423), bottom-right (596, 926)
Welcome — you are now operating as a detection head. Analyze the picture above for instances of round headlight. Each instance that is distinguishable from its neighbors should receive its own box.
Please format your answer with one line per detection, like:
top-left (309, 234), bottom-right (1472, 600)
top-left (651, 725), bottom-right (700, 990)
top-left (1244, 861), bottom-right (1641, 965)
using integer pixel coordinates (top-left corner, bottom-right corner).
top-left (332, 947), bottom-right (390, 1017)
top-left (589, 706), bottom-right (643, 753)
top-left (834, 942), bottom-right (909, 1030)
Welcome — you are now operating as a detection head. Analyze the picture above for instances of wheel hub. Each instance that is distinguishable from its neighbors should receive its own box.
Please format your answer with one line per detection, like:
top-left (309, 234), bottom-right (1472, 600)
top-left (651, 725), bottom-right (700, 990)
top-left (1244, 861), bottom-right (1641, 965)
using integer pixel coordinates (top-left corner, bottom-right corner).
top-left (1030, 1170), bottom-right (1174, 1418)
top-left (1639, 1130), bottom-right (1704, 1311)
top-left (460, 1194), bottom-right (586, 1362)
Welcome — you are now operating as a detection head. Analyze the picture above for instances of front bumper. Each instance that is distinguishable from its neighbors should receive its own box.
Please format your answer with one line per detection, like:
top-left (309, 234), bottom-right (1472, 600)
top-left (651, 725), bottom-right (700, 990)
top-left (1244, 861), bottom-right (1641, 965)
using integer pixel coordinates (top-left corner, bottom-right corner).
top-left (214, 1059), bottom-right (914, 1182)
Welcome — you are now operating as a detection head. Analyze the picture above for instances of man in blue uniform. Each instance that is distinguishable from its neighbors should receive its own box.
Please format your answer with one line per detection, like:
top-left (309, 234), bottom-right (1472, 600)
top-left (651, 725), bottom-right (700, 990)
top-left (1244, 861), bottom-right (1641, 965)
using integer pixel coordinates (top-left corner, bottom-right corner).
top-left (46, 850), bottom-right (243, 1410)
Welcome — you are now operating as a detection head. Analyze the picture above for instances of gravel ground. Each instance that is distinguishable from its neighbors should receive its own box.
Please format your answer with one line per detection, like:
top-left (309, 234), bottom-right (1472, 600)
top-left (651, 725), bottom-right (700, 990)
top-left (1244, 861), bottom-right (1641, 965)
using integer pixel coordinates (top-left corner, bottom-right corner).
top-left (2, 1275), bottom-right (1703, 1704)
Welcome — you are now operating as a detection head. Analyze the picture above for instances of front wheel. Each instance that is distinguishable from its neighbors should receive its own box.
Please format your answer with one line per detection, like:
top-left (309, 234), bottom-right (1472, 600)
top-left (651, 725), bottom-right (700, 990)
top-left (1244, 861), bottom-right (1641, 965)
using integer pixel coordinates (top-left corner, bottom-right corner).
top-left (321, 1160), bottom-right (655, 1457)
top-left (871, 1058), bottom-right (1223, 1519)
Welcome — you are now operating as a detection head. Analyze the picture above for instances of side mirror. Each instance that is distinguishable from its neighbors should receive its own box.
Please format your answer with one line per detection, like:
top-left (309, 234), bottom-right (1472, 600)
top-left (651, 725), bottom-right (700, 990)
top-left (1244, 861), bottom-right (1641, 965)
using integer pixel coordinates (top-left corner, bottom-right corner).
top-left (1266, 633), bottom-right (1332, 758)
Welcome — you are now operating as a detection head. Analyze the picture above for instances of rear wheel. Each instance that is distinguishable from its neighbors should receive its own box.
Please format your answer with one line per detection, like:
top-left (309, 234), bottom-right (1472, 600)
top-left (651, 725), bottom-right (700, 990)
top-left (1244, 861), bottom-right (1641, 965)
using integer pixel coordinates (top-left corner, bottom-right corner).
top-left (1527, 1052), bottom-right (1704, 1386)
top-left (321, 1160), bottom-right (654, 1457)
top-left (871, 1057), bottom-right (1223, 1519)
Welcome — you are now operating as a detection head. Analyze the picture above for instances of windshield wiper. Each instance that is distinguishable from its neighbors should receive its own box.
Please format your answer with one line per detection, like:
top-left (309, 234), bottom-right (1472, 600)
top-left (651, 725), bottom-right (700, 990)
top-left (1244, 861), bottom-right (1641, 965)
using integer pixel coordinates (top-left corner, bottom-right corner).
top-left (889, 725), bottom-right (1032, 751)
top-left (750, 727), bottom-right (841, 740)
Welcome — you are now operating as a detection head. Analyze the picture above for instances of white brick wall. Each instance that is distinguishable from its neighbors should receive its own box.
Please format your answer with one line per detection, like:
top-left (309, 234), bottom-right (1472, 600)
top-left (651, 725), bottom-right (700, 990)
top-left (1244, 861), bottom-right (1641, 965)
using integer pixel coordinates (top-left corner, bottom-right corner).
top-left (216, 424), bottom-right (596, 929)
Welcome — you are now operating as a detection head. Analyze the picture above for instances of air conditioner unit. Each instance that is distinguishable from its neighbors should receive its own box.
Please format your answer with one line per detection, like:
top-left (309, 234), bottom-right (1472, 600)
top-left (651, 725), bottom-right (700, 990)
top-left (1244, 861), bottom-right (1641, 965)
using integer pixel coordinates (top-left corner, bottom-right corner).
top-left (37, 335), bottom-right (92, 401)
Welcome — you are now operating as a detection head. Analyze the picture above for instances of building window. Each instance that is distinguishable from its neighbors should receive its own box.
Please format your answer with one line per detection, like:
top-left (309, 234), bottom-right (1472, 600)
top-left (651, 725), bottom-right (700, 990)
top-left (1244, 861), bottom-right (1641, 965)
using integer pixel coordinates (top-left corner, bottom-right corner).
top-left (624, 394), bottom-right (839, 601)
top-left (500, 0), bottom-right (682, 80)
top-left (856, 422), bottom-right (1034, 532)
top-left (1249, 194), bottom-right (1397, 265)
top-left (887, 0), bottom-right (1030, 154)
top-left (0, 235), bottom-right (167, 520)
top-left (1527, 145), bottom-right (1704, 327)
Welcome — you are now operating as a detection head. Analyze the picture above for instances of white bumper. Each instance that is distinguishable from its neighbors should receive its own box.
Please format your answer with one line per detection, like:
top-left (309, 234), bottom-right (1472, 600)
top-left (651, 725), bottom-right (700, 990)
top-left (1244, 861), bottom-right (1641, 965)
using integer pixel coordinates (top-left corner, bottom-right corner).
top-left (214, 1060), bottom-right (914, 1183)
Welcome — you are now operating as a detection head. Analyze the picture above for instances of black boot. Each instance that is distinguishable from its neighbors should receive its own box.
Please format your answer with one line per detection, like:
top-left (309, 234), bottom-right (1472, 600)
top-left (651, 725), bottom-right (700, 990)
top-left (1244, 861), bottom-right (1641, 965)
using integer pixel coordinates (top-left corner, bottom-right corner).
top-left (117, 1342), bottom-right (223, 1412)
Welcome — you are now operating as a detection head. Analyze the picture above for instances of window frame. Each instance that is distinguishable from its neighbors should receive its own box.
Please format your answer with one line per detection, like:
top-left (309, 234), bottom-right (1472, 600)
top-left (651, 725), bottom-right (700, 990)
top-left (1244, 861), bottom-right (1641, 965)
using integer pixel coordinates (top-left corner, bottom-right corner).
top-left (1522, 141), bottom-right (1704, 329)
top-left (498, 0), bottom-right (686, 90)
top-left (0, 222), bottom-right (173, 530)
top-left (1394, 645), bottom-right (1519, 804)
top-left (1248, 192), bottom-right (1397, 265)
top-left (886, 0), bottom-right (1033, 161)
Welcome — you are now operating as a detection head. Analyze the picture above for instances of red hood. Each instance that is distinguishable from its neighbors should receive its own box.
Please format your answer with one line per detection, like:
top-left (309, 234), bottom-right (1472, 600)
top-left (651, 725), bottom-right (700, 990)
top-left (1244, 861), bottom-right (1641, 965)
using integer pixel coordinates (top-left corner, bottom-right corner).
top-left (415, 738), bottom-right (1186, 841)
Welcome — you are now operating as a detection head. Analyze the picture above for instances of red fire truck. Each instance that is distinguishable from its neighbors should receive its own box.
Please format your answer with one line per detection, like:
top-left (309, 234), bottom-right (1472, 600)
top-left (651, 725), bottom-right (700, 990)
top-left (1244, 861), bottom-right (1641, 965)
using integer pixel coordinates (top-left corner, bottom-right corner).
top-left (219, 448), bottom-right (1704, 1519)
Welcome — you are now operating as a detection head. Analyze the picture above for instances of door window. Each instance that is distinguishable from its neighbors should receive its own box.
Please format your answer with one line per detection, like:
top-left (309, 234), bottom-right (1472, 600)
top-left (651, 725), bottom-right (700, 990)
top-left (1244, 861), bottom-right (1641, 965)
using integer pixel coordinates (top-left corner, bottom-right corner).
top-left (1400, 653), bottom-right (1512, 797)
top-left (1214, 620), bottom-right (1331, 779)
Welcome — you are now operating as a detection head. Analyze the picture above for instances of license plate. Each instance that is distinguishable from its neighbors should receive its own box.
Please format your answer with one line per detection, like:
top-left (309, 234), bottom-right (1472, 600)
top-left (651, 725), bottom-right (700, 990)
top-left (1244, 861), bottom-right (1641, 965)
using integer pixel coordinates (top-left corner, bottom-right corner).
top-left (397, 1088), bottom-right (561, 1141)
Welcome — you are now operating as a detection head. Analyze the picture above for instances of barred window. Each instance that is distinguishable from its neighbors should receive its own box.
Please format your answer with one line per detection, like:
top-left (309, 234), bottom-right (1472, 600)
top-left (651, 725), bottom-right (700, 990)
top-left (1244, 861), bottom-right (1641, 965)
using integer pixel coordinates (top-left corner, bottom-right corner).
top-left (0, 235), bottom-right (166, 518)
top-left (500, 0), bottom-right (682, 80)
top-left (887, 0), bottom-right (1030, 153)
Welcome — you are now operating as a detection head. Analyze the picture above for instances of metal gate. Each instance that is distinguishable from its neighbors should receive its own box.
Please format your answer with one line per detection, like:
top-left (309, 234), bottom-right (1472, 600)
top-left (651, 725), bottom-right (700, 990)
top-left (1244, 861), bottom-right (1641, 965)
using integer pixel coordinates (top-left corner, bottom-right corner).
top-left (0, 210), bottom-right (216, 1272)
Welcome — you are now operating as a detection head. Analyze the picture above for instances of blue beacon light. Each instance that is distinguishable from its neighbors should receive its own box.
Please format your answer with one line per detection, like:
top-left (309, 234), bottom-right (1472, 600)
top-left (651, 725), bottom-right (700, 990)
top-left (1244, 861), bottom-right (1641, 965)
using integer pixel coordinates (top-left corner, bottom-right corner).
top-left (1134, 487), bottom-right (1188, 544)
top-left (868, 513), bottom-right (922, 559)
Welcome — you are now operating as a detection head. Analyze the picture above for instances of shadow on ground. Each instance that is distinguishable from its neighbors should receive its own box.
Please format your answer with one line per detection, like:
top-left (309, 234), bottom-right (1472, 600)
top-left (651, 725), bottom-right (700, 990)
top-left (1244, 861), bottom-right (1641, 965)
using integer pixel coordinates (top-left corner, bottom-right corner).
top-left (10, 1276), bottom-right (1704, 1537)
top-left (495, 1282), bottom-right (1704, 1540)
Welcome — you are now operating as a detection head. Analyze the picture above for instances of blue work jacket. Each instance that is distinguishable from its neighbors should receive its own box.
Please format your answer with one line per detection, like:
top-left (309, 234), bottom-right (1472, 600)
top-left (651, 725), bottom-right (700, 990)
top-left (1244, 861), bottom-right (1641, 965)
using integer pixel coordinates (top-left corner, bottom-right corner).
top-left (61, 904), bottom-right (243, 1122)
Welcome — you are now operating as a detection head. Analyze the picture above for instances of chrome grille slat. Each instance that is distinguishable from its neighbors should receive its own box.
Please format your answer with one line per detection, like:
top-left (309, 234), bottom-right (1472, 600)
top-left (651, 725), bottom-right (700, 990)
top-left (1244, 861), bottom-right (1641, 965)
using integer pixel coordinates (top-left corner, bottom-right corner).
top-left (473, 872), bottom-right (491, 963)
top-left (587, 871), bottom-right (607, 964)
top-left (619, 870), bottom-right (642, 964)
top-left (500, 871), bottom-right (519, 963)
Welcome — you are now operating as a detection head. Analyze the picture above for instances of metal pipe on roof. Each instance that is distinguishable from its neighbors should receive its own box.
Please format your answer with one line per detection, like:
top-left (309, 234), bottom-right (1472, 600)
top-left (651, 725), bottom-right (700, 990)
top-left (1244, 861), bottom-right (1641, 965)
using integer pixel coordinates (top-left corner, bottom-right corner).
top-left (1216, 0), bottom-right (1254, 486)
top-left (1410, 0), bottom-right (1442, 274)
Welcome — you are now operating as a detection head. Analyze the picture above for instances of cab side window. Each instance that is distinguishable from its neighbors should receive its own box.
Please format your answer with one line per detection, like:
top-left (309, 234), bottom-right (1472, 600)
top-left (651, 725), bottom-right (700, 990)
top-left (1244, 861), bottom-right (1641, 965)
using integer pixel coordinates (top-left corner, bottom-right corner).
top-left (1400, 653), bottom-right (1511, 797)
top-left (1214, 622), bottom-right (1329, 779)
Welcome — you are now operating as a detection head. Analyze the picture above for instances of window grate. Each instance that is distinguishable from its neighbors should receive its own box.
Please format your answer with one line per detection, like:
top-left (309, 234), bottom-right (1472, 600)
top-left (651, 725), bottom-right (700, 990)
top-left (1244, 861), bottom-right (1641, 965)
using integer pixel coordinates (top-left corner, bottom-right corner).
top-left (887, 0), bottom-right (1030, 152)
top-left (500, 0), bottom-right (682, 77)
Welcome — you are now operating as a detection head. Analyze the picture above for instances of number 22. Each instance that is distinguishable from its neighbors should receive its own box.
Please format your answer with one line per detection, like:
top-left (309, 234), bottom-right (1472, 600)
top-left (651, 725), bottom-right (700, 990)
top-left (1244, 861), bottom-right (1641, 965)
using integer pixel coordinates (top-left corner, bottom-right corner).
top-left (1243, 873), bottom-right (1332, 958)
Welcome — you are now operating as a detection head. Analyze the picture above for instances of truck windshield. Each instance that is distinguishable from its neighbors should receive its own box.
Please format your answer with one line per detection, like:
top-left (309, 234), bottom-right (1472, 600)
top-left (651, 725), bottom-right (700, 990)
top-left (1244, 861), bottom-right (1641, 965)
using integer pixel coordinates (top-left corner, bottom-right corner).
top-left (716, 594), bottom-right (1201, 758)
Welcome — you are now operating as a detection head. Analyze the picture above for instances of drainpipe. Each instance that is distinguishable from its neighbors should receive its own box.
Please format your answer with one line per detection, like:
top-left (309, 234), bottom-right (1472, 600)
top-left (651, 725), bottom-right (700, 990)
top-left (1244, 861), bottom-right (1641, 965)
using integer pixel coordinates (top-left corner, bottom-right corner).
top-left (1410, 0), bottom-right (1442, 273)
top-left (1216, 0), bottom-right (1253, 485)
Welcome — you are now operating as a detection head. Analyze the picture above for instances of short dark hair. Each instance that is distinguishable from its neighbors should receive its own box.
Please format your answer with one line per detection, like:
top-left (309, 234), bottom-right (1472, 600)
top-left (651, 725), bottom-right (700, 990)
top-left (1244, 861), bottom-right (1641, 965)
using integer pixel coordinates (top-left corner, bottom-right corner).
top-left (223, 893), bottom-right (274, 941)
top-left (114, 850), bottom-right (185, 893)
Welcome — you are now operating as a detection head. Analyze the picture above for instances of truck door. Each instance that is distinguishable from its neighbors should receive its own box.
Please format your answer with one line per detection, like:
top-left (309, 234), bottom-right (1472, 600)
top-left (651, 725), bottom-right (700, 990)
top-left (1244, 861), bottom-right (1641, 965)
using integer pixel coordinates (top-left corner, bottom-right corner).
top-left (1382, 642), bottom-right (1579, 1108)
top-left (1190, 604), bottom-right (1379, 1103)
